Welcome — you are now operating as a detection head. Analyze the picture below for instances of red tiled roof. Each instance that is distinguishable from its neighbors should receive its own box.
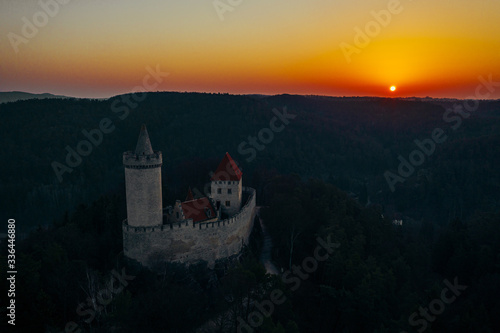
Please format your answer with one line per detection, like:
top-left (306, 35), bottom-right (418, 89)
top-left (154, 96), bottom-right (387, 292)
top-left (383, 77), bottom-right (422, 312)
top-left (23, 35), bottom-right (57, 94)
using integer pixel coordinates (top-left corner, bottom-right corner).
top-left (211, 152), bottom-right (242, 181)
top-left (181, 197), bottom-right (216, 223)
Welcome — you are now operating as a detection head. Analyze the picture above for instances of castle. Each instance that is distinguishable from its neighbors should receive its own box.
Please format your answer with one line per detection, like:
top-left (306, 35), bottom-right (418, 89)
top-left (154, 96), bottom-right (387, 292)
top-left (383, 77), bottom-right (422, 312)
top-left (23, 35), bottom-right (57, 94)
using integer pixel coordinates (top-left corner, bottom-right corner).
top-left (122, 125), bottom-right (256, 268)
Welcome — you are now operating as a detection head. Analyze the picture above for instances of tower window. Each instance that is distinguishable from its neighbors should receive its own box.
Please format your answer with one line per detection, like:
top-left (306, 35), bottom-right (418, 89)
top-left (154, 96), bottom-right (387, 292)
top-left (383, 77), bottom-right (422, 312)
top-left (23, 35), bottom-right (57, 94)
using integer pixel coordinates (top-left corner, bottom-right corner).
top-left (227, 188), bottom-right (232, 194)
top-left (217, 188), bottom-right (222, 194)
top-left (225, 201), bottom-right (230, 207)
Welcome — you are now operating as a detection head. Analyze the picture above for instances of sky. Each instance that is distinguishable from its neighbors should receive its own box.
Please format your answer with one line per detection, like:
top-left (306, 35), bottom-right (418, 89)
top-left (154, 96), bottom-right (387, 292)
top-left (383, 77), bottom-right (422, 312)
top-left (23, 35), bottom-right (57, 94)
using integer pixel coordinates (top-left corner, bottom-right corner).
top-left (1, 0), bottom-right (500, 99)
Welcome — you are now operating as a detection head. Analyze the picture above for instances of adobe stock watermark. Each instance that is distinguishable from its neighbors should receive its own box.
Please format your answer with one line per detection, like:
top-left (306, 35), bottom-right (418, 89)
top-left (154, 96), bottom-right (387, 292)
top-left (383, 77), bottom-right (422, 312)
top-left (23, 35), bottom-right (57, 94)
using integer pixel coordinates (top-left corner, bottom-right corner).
top-left (60, 267), bottom-right (135, 333)
top-left (384, 74), bottom-right (500, 192)
top-left (401, 277), bottom-right (467, 333)
top-left (340, 0), bottom-right (404, 64)
top-left (237, 235), bottom-right (340, 333)
top-left (213, 0), bottom-right (243, 21)
top-left (51, 65), bottom-right (169, 182)
top-left (8, 0), bottom-right (72, 54)
top-left (237, 107), bottom-right (296, 162)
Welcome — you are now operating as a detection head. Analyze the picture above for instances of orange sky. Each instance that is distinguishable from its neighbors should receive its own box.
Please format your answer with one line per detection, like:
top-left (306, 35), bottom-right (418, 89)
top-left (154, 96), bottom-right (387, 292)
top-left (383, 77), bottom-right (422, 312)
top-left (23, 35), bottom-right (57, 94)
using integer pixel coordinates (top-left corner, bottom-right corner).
top-left (1, 0), bottom-right (500, 98)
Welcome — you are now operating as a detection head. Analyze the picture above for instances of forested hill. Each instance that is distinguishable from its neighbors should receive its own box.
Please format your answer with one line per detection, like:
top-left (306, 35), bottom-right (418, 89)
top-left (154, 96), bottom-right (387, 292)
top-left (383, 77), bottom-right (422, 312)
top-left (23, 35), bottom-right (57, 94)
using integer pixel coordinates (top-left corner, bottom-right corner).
top-left (1, 92), bottom-right (499, 231)
top-left (0, 91), bottom-right (71, 104)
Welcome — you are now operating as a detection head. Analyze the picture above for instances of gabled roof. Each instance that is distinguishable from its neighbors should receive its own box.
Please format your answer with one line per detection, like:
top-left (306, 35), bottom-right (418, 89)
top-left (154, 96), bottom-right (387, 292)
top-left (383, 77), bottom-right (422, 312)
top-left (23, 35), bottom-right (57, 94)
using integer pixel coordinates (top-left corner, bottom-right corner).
top-left (135, 124), bottom-right (154, 155)
top-left (181, 197), bottom-right (216, 223)
top-left (211, 152), bottom-right (242, 181)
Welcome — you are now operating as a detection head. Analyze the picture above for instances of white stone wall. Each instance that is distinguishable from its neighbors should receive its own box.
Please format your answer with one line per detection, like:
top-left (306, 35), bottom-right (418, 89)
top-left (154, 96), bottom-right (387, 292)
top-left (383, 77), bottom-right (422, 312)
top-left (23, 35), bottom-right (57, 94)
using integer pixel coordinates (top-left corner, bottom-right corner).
top-left (124, 166), bottom-right (163, 227)
top-left (209, 180), bottom-right (242, 216)
top-left (123, 151), bottom-right (163, 228)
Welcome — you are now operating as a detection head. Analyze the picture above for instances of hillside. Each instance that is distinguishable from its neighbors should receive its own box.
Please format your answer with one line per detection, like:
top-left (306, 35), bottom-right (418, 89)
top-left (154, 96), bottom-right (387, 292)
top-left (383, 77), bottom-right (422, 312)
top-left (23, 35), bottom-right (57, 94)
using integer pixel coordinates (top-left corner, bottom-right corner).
top-left (1, 92), bottom-right (499, 232)
top-left (0, 91), bottom-right (72, 104)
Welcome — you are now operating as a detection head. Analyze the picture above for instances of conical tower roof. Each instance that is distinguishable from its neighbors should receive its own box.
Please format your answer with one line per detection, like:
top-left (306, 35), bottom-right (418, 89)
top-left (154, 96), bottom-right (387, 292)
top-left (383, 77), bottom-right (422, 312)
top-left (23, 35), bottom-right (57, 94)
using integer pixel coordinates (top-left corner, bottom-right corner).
top-left (135, 124), bottom-right (154, 155)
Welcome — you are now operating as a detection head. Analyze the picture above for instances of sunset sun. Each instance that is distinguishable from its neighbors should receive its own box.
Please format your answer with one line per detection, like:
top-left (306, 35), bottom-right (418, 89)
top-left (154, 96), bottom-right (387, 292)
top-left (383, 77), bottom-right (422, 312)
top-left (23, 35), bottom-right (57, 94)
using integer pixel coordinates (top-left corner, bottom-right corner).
top-left (390, 86), bottom-right (397, 92)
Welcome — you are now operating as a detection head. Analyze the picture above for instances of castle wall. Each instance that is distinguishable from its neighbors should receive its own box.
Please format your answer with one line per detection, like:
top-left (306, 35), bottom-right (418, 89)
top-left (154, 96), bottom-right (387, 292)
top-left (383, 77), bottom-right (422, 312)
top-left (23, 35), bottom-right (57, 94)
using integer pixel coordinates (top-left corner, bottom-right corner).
top-left (123, 187), bottom-right (256, 267)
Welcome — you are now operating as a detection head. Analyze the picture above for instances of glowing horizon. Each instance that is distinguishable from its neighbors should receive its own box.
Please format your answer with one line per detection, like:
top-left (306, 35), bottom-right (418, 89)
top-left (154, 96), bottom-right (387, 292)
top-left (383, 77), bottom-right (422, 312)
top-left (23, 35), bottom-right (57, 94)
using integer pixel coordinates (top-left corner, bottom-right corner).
top-left (1, 0), bottom-right (499, 99)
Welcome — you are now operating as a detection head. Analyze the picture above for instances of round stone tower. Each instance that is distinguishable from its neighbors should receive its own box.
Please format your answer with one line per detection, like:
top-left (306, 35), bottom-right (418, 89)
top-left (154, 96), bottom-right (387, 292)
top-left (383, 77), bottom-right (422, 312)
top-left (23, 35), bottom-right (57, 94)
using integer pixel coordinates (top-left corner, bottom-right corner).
top-left (123, 124), bottom-right (163, 227)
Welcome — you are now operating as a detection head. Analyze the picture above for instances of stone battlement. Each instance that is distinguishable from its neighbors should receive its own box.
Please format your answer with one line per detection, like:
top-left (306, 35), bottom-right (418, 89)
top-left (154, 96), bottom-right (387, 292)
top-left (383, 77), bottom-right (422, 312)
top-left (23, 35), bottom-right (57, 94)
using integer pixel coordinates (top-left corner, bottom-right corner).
top-left (123, 187), bottom-right (255, 233)
top-left (123, 151), bottom-right (162, 169)
top-left (122, 187), bottom-right (256, 267)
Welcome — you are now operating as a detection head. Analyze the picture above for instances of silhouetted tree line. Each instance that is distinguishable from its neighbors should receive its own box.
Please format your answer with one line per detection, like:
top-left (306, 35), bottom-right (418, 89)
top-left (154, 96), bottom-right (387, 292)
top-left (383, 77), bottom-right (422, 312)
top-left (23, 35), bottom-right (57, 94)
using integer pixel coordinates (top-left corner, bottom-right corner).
top-left (1, 93), bottom-right (500, 331)
top-left (1, 174), bottom-right (499, 332)
top-left (257, 175), bottom-right (500, 332)
top-left (1, 93), bottom-right (499, 233)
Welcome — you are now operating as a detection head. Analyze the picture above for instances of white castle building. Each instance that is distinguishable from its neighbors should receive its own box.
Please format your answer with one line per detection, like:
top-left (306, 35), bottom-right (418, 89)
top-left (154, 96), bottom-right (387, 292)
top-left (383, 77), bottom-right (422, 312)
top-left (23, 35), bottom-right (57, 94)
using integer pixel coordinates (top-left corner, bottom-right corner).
top-left (122, 125), bottom-right (256, 268)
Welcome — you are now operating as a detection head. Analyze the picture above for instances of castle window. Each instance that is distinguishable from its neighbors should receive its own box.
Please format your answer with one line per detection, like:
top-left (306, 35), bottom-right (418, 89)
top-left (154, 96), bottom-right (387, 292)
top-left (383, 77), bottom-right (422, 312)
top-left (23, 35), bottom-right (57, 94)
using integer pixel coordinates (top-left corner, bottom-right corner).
top-left (217, 188), bottom-right (222, 194)
top-left (205, 207), bottom-right (212, 218)
top-left (227, 188), bottom-right (232, 194)
top-left (226, 201), bottom-right (230, 207)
